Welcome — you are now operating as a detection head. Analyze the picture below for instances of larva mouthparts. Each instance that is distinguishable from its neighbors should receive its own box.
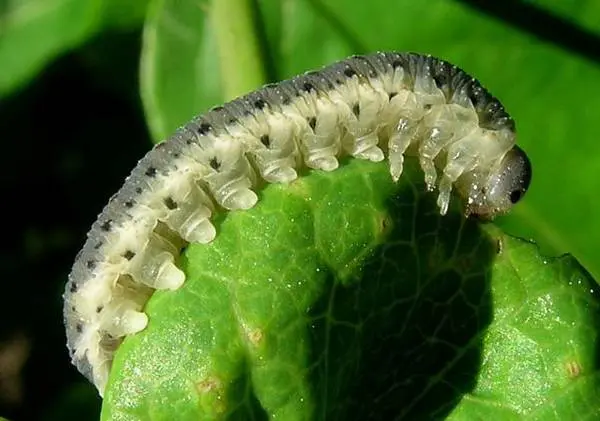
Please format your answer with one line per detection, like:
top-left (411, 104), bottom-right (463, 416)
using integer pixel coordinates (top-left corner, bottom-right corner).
top-left (63, 51), bottom-right (531, 395)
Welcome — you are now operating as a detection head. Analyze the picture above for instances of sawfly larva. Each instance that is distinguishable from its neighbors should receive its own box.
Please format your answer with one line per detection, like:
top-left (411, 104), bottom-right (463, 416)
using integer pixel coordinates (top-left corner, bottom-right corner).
top-left (63, 52), bottom-right (532, 395)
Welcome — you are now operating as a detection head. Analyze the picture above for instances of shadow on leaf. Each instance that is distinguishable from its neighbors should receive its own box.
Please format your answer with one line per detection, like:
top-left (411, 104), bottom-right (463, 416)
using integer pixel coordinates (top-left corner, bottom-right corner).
top-left (307, 167), bottom-right (497, 420)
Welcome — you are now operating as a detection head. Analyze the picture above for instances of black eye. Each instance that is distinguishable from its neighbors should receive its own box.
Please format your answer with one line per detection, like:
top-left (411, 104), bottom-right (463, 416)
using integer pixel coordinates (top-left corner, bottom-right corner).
top-left (509, 189), bottom-right (523, 204)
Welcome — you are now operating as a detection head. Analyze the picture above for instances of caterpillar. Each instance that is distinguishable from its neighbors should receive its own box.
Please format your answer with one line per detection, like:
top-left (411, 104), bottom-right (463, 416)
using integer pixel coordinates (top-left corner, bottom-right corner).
top-left (63, 52), bottom-right (532, 395)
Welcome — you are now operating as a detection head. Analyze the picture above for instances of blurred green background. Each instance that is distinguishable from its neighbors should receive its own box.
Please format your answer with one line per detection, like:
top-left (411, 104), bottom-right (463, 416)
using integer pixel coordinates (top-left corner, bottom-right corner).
top-left (0, 0), bottom-right (599, 420)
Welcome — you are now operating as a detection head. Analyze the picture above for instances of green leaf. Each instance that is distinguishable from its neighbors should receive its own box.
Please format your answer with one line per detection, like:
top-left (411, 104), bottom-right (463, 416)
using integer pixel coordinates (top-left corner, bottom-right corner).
top-left (0, 0), bottom-right (150, 97)
top-left (448, 235), bottom-right (600, 420)
top-left (103, 159), bottom-right (600, 420)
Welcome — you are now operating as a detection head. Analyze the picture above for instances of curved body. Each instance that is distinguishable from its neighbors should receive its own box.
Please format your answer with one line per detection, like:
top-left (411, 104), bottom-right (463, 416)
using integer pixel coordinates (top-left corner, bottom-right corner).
top-left (63, 52), bottom-right (530, 394)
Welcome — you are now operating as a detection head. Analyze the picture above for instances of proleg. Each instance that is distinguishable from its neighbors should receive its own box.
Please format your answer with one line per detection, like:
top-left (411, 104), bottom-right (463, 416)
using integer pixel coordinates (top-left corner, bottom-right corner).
top-left (63, 51), bottom-right (531, 395)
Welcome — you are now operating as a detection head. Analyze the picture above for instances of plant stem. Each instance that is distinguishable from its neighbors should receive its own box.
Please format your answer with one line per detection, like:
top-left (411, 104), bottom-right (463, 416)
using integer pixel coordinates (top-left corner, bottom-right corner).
top-left (210, 0), bottom-right (267, 101)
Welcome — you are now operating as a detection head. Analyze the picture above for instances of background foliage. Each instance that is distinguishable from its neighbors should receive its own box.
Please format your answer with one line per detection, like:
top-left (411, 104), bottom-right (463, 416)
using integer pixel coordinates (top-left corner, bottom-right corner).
top-left (0, 0), bottom-right (599, 420)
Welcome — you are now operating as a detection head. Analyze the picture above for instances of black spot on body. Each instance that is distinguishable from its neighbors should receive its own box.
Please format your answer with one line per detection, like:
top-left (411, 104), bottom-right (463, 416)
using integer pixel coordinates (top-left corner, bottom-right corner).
top-left (389, 92), bottom-right (398, 100)
top-left (86, 260), bottom-right (96, 269)
top-left (432, 75), bottom-right (445, 90)
top-left (484, 101), bottom-right (502, 115)
top-left (135, 187), bottom-right (143, 194)
top-left (209, 157), bottom-right (221, 170)
top-left (96, 306), bottom-right (104, 313)
top-left (198, 123), bottom-right (212, 135)
top-left (100, 220), bottom-right (112, 232)
top-left (303, 82), bottom-right (315, 92)
top-left (164, 197), bottom-right (178, 210)
top-left (260, 134), bottom-right (270, 148)
top-left (352, 103), bottom-right (360, 118)
top-left (391, 59), bottom-right (403, 69)
top-left (344, 67), bottom-right (357, 78)
top-left (431, 62), bottom-right (453, 91)
top-left (509, 190), bottom-right (523, 204)
top-left (70, 283), bottom-right (78, 293)
top-left (308, 117), bottom-right (316, 130)
top-left (76, 323), bottom-right (83, 333)
top-left (254, 99), bottom-right (266, 109)
top-left (123, 250), bottom-right (136, 260)
top-left (124, 200), bottom-right (134, 208)
top-left (145, 167), bottom-right (157, 177)
top-left (94, 241), bottom-right (103, 249)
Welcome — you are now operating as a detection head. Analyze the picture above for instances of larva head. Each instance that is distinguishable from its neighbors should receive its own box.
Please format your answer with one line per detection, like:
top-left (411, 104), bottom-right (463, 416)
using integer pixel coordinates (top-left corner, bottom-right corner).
top-left (466, 145), bottom-right (532, 219)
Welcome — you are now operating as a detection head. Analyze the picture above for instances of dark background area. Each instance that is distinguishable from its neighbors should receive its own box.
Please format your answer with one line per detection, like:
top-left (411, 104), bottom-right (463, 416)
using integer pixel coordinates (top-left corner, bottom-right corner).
top-left (0, 30), bottom-right (149, 420)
